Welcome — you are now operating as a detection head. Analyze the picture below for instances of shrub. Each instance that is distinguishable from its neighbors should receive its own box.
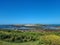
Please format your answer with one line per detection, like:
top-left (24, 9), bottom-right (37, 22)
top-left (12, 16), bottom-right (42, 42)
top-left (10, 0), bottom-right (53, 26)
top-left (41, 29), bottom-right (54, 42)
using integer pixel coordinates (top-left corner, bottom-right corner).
top-left (0, 34), bottom-right (11, 40)
top-left (38, 35), bottom-right (60, 45)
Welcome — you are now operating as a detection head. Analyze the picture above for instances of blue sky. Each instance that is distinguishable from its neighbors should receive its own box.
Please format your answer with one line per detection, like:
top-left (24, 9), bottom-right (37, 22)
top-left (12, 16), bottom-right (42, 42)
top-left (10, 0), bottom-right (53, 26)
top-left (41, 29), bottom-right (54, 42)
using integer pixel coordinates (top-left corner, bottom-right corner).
top-left (0, 0), bottom-right (60, 24)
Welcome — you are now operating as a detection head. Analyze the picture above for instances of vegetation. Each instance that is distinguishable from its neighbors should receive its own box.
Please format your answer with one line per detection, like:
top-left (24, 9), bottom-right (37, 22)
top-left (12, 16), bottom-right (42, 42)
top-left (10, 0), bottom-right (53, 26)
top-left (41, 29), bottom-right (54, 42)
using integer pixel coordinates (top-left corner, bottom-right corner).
top-left (0, 29), bottom-right (60, 45)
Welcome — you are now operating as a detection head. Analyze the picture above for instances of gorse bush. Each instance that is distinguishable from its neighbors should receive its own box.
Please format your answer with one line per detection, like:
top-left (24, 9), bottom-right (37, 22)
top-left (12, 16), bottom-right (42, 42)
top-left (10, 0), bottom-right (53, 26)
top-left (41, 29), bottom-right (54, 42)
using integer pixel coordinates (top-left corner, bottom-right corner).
top-left (39, 35), bottom-right (60, 45)
top-left (0, 30), bottom-right (39, 42)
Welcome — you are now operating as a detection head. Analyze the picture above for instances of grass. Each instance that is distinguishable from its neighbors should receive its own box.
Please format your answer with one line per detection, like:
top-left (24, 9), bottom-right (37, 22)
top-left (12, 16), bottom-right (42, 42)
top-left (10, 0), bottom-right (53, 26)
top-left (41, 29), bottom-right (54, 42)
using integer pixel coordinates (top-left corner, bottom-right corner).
top-left (0, 40), bottom-right (38, 45)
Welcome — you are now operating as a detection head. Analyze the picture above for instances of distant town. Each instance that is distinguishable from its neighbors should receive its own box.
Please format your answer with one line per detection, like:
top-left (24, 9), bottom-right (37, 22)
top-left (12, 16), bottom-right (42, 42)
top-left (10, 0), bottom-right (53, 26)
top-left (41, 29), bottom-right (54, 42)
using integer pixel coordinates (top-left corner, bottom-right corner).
top-left (0, 24), bottom-right (60, 30)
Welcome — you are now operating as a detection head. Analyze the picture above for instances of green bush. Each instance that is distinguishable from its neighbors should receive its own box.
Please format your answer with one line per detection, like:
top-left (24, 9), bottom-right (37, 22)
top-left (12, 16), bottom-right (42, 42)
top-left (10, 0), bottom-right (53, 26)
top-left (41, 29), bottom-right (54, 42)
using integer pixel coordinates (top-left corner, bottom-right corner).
top-left (38, 35), bottom-right (60, 45)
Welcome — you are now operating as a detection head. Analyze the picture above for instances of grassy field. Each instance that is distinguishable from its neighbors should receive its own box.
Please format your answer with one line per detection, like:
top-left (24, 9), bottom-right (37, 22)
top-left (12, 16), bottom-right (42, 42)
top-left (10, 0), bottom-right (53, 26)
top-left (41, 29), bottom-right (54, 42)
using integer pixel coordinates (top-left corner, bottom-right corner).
top-left (0, 29), bottom-right (60, 45)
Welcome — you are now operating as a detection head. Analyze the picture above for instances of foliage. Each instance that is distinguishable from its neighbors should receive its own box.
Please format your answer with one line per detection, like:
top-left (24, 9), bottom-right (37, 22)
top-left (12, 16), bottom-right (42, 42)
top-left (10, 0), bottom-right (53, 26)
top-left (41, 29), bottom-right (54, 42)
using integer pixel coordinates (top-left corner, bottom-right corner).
top-left (0, 29), bottom-right (60, 45)
top-left (0, 30), bottom-right (39, 43)
top-left (38, 35), bottom-right (60, 45)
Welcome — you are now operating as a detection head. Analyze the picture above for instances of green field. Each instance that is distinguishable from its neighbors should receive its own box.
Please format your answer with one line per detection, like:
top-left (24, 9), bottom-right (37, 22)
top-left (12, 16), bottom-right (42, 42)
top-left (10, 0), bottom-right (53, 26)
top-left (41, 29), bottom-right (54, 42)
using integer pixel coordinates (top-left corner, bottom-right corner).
top-left (0, 29), bottom-right (60, 45)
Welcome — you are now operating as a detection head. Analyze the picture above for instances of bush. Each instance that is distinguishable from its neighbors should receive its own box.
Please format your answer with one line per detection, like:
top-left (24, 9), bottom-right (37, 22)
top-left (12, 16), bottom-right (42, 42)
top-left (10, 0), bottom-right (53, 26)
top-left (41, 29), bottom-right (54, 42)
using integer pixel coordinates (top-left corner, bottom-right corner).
top-left (0, 34), bottom-right (11, 40)
top-left (38, 35), bottom-right (60, 45)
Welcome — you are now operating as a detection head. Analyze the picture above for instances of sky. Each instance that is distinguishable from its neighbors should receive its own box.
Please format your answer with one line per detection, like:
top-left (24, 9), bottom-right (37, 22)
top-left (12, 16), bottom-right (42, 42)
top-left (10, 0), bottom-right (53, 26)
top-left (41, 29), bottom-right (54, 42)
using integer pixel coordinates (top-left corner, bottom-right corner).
top-left (0, 0), bottom-right (60, 24)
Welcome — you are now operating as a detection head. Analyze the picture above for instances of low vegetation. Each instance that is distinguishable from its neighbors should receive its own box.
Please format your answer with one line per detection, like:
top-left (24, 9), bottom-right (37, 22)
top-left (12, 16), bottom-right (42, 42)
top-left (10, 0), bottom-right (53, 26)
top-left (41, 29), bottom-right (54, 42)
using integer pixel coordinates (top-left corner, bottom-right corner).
top-left (0, 29), bottom-right (60, 45)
